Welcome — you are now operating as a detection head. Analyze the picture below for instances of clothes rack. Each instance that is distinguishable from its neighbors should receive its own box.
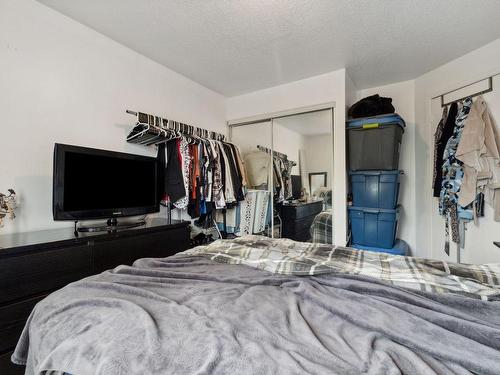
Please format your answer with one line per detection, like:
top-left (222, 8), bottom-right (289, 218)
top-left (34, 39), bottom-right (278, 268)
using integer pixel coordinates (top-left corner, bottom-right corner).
top-left (126, 109), bottom-right (226, 142)
top-left (125, 109), bottom-right (245, 239)
top-left (432, 73), bottom-right (499, 107)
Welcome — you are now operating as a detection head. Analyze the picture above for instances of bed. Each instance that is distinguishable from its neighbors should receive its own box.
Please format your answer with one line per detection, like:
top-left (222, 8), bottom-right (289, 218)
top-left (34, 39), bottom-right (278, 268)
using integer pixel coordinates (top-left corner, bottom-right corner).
top-left (13, 236), bottom-right (500, 375)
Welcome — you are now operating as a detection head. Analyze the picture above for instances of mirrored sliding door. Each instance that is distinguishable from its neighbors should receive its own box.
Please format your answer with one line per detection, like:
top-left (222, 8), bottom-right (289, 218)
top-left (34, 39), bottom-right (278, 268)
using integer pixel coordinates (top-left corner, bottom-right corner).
top-left (224, 121), bottom-right (273, 237)
top-left (272, 110), bottom-right (334, 243)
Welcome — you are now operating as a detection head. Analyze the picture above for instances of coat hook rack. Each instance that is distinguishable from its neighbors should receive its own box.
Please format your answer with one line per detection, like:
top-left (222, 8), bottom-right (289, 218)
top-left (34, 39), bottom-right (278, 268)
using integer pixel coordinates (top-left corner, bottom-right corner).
top-left (432, 74), bottom-right (499, 107)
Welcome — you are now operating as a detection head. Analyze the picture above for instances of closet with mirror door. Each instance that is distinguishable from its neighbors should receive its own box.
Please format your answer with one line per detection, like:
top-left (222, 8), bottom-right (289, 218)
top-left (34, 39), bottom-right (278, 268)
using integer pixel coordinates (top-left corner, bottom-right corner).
top-left (227, 106), bottom-right (334, 244)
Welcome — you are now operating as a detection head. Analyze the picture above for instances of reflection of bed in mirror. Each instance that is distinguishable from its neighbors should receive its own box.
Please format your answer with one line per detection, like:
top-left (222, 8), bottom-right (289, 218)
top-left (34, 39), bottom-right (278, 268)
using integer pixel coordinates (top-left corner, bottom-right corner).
top-left (309, 187), bottom-right (333, 244)
top-left (310, 210), bottom-right (333, 244)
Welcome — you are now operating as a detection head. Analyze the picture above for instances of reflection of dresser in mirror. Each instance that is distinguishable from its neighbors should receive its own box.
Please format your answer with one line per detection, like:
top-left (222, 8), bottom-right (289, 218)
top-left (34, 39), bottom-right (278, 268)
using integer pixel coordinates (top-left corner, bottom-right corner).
top-left (280, 200), bottom-right (324, 242)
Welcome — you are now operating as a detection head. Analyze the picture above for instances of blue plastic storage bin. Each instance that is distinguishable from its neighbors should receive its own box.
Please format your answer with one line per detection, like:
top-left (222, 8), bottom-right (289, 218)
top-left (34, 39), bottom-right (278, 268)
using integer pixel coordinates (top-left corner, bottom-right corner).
top-left (348, 206), bottom-right (400, 249)
top-left (347, 114), bottom-right (405, 170)
top-left (351, 239), bottom-right (409, 256)
top-left (350, 170), bottom-right (401, 209)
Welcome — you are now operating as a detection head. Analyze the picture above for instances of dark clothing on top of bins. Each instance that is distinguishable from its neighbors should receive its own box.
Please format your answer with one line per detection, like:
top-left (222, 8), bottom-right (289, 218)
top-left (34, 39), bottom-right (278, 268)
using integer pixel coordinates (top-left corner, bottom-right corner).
top-left (432, 102), bottom-right (458, 197)
top-left (348, 94), bottom-right (395, 119)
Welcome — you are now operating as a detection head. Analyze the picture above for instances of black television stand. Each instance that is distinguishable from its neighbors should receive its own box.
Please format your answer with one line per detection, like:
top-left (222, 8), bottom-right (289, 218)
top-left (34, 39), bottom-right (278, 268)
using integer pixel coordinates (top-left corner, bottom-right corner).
top-left (74, 218), bottom-right (146, 235)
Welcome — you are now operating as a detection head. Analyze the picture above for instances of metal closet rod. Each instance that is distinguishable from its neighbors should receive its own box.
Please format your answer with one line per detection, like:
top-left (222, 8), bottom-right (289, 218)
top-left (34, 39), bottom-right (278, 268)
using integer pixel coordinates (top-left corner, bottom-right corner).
top-left (125, 109), bottom-right (226, 141)
top-left (432, 73), bottom-right (499, 107)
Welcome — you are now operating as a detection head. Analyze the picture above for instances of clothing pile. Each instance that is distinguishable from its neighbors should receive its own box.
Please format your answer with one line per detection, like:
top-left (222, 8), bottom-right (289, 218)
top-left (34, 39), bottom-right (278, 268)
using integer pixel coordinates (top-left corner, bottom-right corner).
top-left (433, 96), bottom-right (500, 251)
top-left (158, 137), bottom-right (248, 220)
top-left (348, 94), bottom-right (395, 119)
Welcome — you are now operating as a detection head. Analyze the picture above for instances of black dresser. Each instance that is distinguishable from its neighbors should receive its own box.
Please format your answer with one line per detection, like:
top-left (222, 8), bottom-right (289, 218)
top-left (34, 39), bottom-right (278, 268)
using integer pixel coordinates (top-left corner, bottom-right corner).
top-left (0, 219), bottom-right (190, 375)
top-left (280, 200), bottom-right (324, 242)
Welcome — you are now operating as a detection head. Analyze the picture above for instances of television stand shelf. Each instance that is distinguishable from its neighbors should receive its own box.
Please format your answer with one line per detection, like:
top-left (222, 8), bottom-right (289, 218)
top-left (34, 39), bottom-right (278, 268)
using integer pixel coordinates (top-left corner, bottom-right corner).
top-left (0, 218), bottom-right (190, 375)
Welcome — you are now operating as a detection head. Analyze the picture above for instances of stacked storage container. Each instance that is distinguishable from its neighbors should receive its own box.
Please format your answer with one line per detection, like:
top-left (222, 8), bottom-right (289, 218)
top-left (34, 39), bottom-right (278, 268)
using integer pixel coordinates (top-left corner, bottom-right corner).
top-left (346, 114), bottom-right (408, 256)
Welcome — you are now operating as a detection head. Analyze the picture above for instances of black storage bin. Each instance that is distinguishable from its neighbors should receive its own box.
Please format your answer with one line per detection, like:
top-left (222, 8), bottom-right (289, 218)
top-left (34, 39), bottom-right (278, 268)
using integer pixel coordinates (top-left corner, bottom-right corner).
top-left (347, 114), bottom-right (405, 171)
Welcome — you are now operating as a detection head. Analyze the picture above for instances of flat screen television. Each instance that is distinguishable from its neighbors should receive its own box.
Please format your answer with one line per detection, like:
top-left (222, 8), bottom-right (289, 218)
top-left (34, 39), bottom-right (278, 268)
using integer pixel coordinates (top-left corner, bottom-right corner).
top-left (53, 143), bottom-right (159, 222)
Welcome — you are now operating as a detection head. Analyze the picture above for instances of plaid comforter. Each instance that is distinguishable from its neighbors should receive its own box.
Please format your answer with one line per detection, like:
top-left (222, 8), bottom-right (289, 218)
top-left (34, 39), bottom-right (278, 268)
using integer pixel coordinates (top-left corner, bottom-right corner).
top-left (310, 210), bottom-right (333, 244)
top-left (184, 235), bottom-right (500, 301)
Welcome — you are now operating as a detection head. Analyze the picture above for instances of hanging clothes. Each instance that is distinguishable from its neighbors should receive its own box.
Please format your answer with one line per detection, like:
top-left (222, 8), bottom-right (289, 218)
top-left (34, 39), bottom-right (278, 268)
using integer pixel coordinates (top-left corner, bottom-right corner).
top-left (157, 143), bottom-right (166, 201)
top-left (433, 103), bottom-right (458, 197)
top-left (432, 106), bottom-right (448, 196)
top-left (244, 151), bottom-right (271, 188)
top-left (219, 143), bottom-right (236, 205)
top-left (158, 136), bottom-right (247, 219)
top-left (163, 139), bottom-right (185, 203)
top-left (210, 140), bottom-right (226, 209)
top-left (216, 189), bottom-right (270, 235)
top-left (173, 138), bottom-right (190, 209)
top-left (223, 143), bottom-right (243, 204)
top-left (439, 97), bottom-right (473, 245)
top-left (273, 157), bottom-right (285, 203)
top-left (439, 98), bottom-right (473, 216)
top-left (128, 112), bottom-right (249, 233)
top-left (243, 149), bottom-right (295, 199)
top-left (233, 145), bottom-right (248, 189)
top-left (456, 96), bottom-right (500, 221)
top-left (228, 143), bottom-right (246, 201)
top-left (253, 190), bottom-right (270, 233)
top-left (282, 159), bottom-right (294, 200)
top-left (187, 143), bottom-right (200, 217)
top-left (238, 191), bottom-right (256, 235)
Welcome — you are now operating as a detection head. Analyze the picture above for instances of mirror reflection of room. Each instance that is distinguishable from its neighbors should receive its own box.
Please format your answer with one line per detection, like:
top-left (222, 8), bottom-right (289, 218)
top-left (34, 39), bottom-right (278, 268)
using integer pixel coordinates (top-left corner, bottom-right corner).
top-left (273, 110), bottom-right (333, 244)
top-left (224, 110), bottom-right (333, 243)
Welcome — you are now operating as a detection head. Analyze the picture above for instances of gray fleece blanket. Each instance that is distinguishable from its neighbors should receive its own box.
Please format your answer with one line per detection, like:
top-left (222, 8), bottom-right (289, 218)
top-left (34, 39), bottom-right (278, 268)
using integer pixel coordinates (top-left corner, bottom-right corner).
top-left (13, 252), bottom-right (500, 374)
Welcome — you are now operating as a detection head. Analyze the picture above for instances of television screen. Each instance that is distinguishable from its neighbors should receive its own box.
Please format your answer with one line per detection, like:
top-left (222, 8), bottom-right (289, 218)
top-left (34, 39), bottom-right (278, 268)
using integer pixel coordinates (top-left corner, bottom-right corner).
top-left (53, 144), bottom-right (159, 220)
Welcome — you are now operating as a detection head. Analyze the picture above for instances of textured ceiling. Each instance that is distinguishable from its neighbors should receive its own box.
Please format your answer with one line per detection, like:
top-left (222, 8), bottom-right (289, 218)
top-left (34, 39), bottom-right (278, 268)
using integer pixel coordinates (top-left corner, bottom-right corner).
top-left (275, 110), bottom-right (332, 136)
top-left (38, 0), bottom-right (500, 96)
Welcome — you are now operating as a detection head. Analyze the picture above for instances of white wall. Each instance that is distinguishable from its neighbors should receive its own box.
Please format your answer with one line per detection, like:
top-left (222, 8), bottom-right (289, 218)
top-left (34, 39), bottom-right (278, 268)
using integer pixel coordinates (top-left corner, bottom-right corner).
top-left (0, 0), bottom-right (226, 234)
top-left (345, 72), bottom-right (358, 108)
top-left (415, 37), bottom-right (500, 263)
top-left (356, 80), bottom-right (416, 254)
top-left (227, 69), bottom-right (348, 245)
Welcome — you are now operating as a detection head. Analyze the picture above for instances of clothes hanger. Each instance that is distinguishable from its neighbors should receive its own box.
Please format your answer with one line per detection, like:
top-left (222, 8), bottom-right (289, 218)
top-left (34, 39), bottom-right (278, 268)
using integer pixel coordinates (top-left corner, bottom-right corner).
top-left (143, 116), bottom-right (168, 145)
top-left (126, 122), bottom-right (151, 143)
top-left (174, 121), bottom-right (182, 139)
top-left (190, 125), bottom-right (202, 144)
top-left (138, 116), bottom-right (164, 145)
top-left (156, 118), bottom-right (178, 144)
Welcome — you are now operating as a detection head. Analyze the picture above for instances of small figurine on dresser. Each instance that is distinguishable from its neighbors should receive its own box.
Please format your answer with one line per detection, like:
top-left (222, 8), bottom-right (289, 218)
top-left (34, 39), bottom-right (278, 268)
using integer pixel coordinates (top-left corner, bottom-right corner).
top-left (0, 189), bottom-right (16, 227)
